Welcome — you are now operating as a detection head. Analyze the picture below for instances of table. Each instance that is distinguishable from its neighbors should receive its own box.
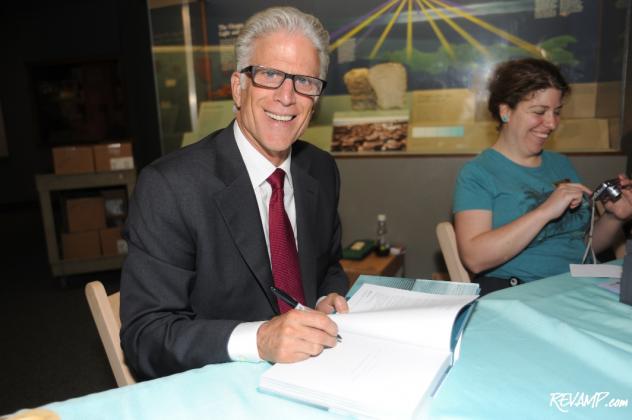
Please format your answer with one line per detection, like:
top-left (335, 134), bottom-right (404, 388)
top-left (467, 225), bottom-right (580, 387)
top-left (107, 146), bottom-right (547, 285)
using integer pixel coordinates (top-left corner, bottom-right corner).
top-left (429, 270), bottom-right (632, 419)
top-left (340, 251), bottom-right (404, 286)
top-left (29, 269), bottom-right (632, 419)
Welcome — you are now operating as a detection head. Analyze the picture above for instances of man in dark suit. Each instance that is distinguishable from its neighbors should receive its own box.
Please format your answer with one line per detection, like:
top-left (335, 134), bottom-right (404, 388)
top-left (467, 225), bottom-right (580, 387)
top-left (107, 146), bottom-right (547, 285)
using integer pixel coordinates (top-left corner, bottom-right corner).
top-left (120, 6), bottom-right (349, 380)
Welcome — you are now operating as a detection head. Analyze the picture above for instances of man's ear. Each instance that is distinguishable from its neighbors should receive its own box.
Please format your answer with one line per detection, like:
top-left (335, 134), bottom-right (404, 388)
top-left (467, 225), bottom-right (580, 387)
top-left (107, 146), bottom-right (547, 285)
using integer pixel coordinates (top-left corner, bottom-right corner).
top-left (231, 72), bottom-right (242, 109)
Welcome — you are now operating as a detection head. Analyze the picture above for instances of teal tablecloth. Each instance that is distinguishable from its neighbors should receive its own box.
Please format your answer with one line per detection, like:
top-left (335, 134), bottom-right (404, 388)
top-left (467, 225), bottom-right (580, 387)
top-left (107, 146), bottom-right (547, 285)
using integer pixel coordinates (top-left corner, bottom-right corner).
top-left (43, 270), bottom-right (632, 419)
top-left (430, 270), bottom-right (632, 419)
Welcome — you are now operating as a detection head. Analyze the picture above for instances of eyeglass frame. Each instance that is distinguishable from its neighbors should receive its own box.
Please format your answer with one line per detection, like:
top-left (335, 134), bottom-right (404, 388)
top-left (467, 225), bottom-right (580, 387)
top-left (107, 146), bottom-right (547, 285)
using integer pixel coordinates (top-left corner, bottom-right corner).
top-left (239, 65), bottom-right (327, 97)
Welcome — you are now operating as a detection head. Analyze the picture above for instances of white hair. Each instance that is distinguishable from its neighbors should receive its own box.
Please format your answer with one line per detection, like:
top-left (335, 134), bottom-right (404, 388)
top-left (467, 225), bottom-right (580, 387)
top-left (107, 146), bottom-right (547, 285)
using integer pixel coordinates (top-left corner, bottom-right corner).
top-left (234, 6), bottom-right (330, 82)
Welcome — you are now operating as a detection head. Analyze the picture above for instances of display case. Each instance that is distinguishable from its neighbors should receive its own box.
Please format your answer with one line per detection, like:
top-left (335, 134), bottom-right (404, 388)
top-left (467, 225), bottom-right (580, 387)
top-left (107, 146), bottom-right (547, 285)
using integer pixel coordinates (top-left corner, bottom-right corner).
top-left (147, 0), bottom-right (632, 156)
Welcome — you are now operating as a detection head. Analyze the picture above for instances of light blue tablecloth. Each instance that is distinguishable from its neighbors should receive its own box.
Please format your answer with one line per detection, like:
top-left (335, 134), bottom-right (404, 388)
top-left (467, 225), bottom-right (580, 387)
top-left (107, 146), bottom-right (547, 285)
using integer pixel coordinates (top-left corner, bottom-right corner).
top-left (430, 271), bottom-right (632, 420)
top-left (43, 271), bottom-right (632, 419)
top-left (46, 362), bottom-right (343, 420)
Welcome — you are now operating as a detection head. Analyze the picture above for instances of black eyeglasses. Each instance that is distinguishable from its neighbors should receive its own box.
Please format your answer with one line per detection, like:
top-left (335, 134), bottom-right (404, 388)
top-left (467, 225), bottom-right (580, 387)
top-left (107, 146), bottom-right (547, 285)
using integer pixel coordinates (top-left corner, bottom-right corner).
top-left (240, 65), bottom-right (327, 97)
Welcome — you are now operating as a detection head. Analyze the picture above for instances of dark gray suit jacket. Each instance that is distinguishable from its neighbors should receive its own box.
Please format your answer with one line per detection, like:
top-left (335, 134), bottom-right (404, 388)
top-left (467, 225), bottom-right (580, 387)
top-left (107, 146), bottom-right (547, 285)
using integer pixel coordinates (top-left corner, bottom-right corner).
top-left (120, 122), bottom-right (349, 379)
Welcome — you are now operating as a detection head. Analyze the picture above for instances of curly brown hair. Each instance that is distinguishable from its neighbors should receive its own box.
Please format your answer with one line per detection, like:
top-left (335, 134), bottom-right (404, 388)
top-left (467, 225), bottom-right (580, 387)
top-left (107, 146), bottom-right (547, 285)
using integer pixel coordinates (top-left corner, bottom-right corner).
top-left (487, 58), bottom-right (570, 128)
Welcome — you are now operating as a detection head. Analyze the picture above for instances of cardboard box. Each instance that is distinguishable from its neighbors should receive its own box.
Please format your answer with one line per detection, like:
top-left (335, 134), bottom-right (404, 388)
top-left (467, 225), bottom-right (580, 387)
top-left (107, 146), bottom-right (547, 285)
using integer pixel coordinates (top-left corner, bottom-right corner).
top-left (52, 146), bottom-right (95, 175)
top-left (62, 230), bottom-right (101, 260)
top-left (93, 142), bottom-right (134, 172)
top-left (66, 197), bottom-right (106, 232)
top-left (100, 188), bottom-right (128, 226)
top-left (99, 227), bottom-right (128, 256)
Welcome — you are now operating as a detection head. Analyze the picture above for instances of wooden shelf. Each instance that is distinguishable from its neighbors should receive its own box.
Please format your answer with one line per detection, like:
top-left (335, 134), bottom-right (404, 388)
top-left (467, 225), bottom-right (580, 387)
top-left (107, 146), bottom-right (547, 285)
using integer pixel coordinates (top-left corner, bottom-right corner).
top-left (35, 170), bottom-right (136, 192)
top-left (35, 170), bottom-right (136, 279)
top-left (50, 255), bottom-right (127, 277)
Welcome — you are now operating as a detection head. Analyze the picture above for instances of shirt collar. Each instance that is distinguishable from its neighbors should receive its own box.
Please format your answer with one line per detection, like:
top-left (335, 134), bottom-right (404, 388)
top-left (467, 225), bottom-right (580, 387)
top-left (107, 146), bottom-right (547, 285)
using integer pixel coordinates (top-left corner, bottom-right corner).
top-left (233, 121), bottom-right (293, 188)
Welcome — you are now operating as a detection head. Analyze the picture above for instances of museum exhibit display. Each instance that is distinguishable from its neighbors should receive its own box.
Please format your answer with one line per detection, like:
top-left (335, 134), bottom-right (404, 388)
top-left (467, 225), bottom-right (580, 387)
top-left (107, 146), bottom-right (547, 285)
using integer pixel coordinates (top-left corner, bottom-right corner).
top-left (147, 0), bottom-right (630, 156)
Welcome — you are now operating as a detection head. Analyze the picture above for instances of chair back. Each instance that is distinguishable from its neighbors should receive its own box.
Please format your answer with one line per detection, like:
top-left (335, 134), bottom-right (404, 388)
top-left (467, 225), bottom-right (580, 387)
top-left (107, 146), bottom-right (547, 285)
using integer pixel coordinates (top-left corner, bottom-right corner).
top-left (436, 221), bottom-right (471, 282)
top-left (85, 281), bottom-right (136, 387)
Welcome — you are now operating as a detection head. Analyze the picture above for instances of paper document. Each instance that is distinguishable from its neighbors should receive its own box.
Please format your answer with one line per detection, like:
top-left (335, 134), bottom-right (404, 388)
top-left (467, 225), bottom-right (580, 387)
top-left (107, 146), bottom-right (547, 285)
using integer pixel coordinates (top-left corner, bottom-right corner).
top-left (260, 332), bottom-right (450, 419)
top-left (569, 264), bottom-right (622, 279)
top-left (259, 280), bottom-right (478, 419)
top-left (337, 284), bottom-right (477, 350)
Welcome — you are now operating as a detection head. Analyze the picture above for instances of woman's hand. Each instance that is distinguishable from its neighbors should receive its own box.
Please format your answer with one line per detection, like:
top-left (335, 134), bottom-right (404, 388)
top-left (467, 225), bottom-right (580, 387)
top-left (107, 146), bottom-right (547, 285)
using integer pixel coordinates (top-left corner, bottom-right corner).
top-left (537, 182), bottom-right (591, 221)
top-left (455, 182), bottom-right (590, 275)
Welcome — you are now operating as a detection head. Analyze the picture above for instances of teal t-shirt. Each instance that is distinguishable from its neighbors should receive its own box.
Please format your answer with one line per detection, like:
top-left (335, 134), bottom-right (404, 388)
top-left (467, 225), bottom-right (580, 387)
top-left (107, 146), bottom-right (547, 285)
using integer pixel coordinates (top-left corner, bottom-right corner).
top-left (453, 149), bottom-right (590, 282)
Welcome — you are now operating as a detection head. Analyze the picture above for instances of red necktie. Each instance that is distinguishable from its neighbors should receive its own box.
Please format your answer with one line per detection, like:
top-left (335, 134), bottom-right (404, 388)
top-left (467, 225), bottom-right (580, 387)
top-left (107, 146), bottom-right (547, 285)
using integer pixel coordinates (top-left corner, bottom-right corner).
top-left (267, 168), bottom-right (305, 313)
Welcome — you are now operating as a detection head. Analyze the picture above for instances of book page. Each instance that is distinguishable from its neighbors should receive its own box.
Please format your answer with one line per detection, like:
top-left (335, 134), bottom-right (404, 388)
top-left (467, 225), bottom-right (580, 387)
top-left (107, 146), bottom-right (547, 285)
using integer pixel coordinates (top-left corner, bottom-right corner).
top-left (260, 283), bottom-right (476, 418)
top-left (260, 331), bottom-right (451, 419)
top-left (348, 283), bottom-right (474, 311)
top-left (411, 278), bottom-right (480, 295)
top-left (333, 284), bottom-right (477, 351)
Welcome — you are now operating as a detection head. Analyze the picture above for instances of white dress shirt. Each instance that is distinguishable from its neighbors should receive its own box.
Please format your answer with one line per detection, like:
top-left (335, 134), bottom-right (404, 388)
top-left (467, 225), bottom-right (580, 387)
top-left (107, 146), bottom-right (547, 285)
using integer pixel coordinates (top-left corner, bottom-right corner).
top-left (226, 122), bottom-right (298, 362)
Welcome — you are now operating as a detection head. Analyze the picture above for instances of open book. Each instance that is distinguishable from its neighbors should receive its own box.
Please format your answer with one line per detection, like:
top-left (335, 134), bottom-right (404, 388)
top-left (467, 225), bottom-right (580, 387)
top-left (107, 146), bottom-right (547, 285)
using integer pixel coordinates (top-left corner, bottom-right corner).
top-left (259, 275), bottom-right (479, 419)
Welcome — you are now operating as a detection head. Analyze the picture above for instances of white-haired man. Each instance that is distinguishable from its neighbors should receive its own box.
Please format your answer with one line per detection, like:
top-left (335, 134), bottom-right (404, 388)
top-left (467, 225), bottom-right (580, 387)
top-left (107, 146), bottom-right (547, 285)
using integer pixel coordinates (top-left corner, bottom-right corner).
top-left (120, 6), bottom-right (349, 380)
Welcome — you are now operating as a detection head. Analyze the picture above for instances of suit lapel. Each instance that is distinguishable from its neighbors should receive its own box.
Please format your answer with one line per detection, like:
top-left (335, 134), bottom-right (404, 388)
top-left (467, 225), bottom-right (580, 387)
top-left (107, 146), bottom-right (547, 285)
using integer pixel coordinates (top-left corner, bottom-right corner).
top-left (212, 125), bottom-right (278, 312)
top-left (291, 160), bottom-right (319, 307)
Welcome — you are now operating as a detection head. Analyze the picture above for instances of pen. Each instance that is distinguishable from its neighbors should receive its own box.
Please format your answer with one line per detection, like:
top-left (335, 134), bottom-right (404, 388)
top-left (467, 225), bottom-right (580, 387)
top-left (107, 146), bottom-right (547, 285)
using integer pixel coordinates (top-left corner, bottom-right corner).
top-left (270, 285), bottom-right (342, 342)
top-left (270, 285), bottom-right (308, 311)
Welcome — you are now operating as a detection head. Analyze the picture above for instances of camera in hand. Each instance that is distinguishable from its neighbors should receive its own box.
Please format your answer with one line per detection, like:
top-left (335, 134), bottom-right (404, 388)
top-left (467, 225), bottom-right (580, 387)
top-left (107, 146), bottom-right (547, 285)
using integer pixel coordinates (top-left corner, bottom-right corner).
top-left (593, 178), bottom-right (622, 203)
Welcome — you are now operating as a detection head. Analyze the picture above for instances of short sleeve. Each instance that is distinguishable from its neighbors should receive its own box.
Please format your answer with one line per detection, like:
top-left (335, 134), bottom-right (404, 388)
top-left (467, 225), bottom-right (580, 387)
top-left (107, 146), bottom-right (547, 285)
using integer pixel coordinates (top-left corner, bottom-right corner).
top-left (453, 161), bottom-right (494, 213)
top-left (554, 153), bottom-right (583, 184)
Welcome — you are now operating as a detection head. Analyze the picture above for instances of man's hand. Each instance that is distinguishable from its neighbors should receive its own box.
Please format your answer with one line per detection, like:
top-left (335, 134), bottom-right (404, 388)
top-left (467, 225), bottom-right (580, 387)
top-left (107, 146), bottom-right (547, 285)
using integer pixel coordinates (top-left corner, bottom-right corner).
top-left (315, 292), bottom-right (349, 314)
top-left (257, 309), bottom-right (340, 363)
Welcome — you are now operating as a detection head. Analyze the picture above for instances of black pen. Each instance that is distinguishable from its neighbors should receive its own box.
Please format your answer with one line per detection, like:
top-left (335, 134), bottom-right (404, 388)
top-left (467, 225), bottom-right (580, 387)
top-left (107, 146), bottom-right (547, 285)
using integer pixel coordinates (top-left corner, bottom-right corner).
top-left (270, 285), bottom-right (343, 342)
top-left (270, 285), bottom-right (308, 311)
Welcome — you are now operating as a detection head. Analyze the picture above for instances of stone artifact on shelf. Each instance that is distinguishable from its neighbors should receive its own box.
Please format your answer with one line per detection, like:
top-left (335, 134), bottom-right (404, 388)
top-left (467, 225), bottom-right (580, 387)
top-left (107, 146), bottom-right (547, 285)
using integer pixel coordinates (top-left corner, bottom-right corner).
top-left (368, 62), bottom-right (407, 110)
top-left (343, 68), bottom-right (377, 110)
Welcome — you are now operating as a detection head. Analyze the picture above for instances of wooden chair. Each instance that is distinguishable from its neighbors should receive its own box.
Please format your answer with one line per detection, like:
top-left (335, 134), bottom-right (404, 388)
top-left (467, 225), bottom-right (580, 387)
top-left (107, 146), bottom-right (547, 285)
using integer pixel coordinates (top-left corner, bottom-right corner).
top-left (85, 281), bottom-right (136, 387)
top-left (436, 221), bottom-right (471, 282)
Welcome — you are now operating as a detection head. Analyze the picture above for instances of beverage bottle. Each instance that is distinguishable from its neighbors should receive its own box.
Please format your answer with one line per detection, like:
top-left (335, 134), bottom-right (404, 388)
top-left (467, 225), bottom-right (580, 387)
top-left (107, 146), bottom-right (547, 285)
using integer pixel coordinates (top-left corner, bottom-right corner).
top-left (376, 214), bottom-right (390, 256)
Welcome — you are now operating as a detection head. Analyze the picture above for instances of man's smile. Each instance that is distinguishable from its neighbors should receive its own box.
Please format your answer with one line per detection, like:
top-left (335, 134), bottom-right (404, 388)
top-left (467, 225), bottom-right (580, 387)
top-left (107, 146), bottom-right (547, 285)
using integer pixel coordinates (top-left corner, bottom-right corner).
top-left (265, 111), bottom-right (296, 122)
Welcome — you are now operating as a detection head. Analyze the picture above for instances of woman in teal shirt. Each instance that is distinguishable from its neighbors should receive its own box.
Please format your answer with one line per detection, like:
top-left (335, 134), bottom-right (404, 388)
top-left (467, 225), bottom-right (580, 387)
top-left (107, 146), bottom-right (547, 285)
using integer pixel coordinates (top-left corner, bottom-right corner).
top-left (453, 58), bottom-right (632, 294)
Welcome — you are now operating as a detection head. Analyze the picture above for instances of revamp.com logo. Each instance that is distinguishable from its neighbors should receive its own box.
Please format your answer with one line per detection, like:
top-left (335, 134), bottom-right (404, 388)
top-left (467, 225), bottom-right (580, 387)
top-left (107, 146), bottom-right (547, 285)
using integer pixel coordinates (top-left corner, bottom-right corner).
top-left (549, 392), bottom-right (629, 413)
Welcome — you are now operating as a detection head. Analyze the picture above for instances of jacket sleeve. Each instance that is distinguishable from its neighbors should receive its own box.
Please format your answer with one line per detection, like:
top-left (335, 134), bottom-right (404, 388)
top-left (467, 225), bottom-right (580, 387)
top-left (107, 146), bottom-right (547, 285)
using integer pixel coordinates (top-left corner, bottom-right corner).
top-left (119, 165), bottom-right (240, 380)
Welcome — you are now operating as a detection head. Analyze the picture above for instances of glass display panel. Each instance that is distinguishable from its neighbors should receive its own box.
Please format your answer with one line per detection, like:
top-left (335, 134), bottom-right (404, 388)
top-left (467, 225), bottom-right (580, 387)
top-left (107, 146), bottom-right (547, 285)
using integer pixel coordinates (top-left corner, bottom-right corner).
top-left (148, 0), bottom-right (631, 155)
